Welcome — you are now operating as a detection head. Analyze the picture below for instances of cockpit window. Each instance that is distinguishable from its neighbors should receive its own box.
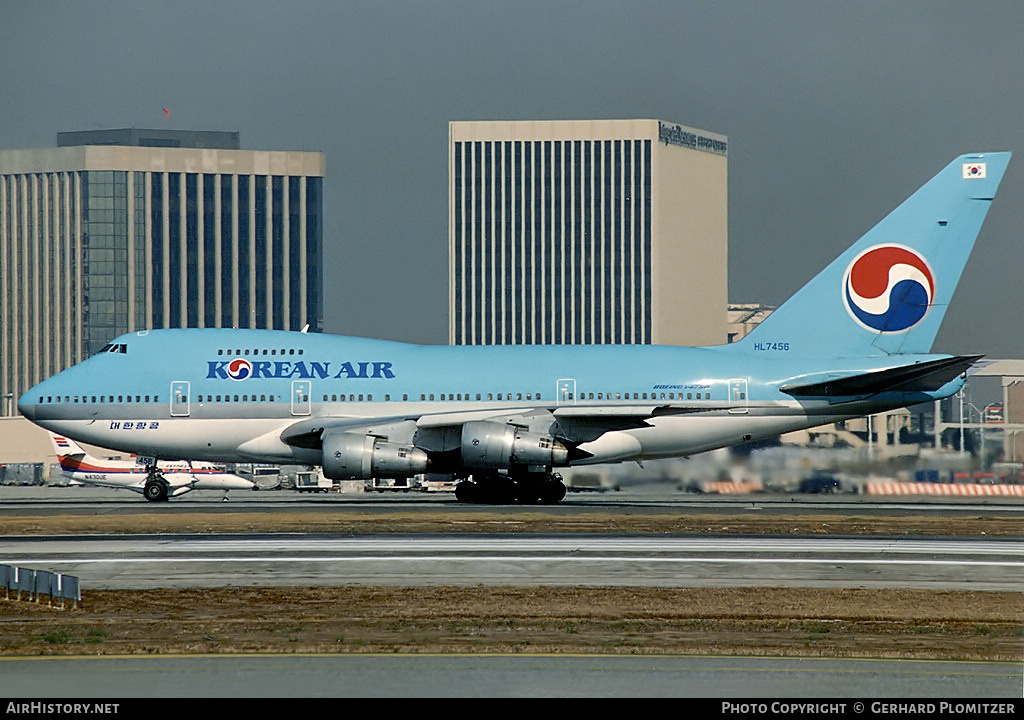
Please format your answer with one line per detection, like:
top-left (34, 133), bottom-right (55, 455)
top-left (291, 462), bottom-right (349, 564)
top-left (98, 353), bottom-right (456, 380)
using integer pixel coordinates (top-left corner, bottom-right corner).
top-left (96, 343), bottom-right (128, 356)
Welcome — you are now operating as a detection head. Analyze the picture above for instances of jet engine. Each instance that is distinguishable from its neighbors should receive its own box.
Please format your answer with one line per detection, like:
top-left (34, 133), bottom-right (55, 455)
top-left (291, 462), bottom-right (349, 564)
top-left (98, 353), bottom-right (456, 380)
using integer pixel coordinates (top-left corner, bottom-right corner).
top-left (322, 431), bottom-right (428, 480)
top-left (460, 421), bottom-right (568, 469)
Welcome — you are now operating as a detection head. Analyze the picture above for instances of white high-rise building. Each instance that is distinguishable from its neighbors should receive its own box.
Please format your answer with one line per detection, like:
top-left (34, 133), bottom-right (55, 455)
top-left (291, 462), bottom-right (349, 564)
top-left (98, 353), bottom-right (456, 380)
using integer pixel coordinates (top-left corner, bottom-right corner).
top-left (448, 119), bottom-right (727, 346)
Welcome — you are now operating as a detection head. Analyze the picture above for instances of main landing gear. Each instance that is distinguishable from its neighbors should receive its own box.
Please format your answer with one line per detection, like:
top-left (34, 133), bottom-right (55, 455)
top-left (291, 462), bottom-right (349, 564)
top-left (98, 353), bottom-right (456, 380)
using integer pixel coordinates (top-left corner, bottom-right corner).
top-left (455, 470), bottom-right (567, 505)
top-left (143, 466), bottom-right (169, 502)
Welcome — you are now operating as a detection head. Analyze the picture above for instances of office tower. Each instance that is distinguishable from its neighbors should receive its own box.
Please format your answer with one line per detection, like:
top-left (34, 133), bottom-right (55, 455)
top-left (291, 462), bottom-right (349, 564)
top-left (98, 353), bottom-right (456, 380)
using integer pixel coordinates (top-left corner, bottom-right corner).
top-left (0, 128), bottom-right (325, 415)
top-left (449, 119), bottom-right (727, 346)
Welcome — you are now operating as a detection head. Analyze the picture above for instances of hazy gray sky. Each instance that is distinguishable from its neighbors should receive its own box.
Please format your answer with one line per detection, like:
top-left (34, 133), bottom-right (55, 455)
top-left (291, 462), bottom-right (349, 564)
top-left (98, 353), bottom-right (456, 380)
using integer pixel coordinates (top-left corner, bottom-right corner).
top-left (2, 1), bottom-right (1022, 355)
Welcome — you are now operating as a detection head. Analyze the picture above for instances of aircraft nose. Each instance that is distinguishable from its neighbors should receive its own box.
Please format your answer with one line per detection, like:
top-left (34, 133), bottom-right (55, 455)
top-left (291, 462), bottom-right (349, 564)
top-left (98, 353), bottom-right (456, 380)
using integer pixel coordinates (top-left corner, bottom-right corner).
top-left (17, 390), bottom-right (36, 421)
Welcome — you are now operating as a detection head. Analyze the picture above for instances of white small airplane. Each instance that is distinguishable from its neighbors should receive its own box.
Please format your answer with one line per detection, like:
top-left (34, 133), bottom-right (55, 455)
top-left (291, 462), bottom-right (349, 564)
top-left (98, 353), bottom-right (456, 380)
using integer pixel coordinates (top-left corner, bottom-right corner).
top-left (48, 433), bottom-right (254, 501)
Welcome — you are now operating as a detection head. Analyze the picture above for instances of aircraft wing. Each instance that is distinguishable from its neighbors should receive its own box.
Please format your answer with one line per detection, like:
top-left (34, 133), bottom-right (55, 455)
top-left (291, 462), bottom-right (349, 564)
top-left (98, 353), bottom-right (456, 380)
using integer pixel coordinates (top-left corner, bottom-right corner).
top-left (280, 403), bottom-right (718, 451)
top-left (780, 355), bottom-right (983, 398)
top-left (418, 404), bottom-right (712, 427)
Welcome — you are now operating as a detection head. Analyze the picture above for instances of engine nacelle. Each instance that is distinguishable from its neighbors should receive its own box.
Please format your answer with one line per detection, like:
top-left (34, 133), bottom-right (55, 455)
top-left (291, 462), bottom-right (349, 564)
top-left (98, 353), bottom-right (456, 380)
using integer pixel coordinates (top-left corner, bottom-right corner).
top-left (322, 431), bottom-right (428, 480)
top-left (460, 421), bottom-right (568, 469)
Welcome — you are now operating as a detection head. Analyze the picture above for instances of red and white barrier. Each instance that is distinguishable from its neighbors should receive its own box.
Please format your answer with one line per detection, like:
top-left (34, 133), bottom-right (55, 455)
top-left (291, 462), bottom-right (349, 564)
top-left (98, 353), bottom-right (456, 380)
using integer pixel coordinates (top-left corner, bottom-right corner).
top-left (866, 482), bottom-right (1024, 497)
top-left (702, 481), bottom-right (762, 494)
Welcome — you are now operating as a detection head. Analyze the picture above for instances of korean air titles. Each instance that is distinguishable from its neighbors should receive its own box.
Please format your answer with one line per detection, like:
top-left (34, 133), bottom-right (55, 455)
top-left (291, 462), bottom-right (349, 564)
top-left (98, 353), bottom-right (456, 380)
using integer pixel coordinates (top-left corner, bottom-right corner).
top-left (206, 359), bottom-right (396, 381)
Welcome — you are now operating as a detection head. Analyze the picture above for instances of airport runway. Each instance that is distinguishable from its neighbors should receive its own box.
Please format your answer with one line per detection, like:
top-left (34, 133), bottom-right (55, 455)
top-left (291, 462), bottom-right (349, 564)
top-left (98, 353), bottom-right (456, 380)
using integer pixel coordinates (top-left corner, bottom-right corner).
top-left (2, 485), bottom-right (1021, 698)
top-left (2, 485), bottom-right (1023, 591)
top-left (2, 654), bottom-right (1021, 698)
top-left (3, 533), bottom-right (1023, 591)
top-left (4, 483), bottom-right (1024, 516)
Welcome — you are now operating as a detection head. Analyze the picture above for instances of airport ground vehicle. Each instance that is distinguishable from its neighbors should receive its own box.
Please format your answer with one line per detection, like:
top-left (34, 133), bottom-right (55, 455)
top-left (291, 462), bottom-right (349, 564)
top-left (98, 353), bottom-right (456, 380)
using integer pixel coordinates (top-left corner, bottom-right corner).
top-left (295, 469), bottom-right (333, 493)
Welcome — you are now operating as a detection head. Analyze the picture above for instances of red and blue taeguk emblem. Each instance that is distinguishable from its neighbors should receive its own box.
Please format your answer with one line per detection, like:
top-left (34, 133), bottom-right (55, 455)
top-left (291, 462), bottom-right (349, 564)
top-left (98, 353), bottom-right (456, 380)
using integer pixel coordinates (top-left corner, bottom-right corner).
top-left (227, 358), bottom-right (253, 381)
top-left (843, 244), bottom-right (935, 333)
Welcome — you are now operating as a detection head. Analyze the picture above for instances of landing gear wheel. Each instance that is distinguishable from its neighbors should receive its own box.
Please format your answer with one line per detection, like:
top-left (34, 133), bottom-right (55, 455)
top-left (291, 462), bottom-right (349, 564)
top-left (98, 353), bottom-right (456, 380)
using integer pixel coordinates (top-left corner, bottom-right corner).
top-left (539, 475), bottom-right (566, 504)
top-left (456, 475), bottom-right (517, 504)
top-left (455, 480), bottom-right (480, 503)
top-left (513, 480), bottom-right (541, 504)
top-left (456, 471), bottom-right (566, 505)
top-left (143, 478), bottom-right (169, 502)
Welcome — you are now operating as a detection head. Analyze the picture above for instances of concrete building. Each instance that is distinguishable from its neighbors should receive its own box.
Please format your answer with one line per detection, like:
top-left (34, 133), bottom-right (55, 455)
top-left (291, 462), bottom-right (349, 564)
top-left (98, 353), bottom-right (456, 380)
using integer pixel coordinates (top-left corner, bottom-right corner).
top-left (448, 119), bottom-right (727, 346)
top-left (727, 303), bottom-right (775, 344)
top-left (0, 128), bottom-right (325, 417)
top-left (962, 360), bottom-right (1024, 463)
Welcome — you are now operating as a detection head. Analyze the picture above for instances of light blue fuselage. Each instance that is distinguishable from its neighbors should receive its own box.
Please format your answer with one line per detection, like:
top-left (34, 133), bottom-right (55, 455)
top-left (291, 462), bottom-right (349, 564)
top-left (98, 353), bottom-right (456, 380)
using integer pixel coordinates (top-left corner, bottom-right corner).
top-left (18, 327), bottom-right (959, 466)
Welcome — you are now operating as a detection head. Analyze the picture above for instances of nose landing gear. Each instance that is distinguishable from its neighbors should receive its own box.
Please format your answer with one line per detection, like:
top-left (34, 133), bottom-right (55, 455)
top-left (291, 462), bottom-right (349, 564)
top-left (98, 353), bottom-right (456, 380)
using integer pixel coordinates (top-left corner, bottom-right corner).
top-left (143, 466), bottom-right (169, 502)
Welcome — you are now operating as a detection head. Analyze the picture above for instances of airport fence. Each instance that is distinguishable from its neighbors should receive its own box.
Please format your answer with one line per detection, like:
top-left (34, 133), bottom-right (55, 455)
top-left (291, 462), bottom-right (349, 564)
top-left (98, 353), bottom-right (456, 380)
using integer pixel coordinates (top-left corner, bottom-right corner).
top-left (1, 564), bottom-right (80, 608)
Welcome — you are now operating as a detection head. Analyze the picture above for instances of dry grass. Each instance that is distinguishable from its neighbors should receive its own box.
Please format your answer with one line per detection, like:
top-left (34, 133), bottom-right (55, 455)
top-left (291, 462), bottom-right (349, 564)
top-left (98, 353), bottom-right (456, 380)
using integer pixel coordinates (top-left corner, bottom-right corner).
top-left (2, 586), bottom-right (1021, 660)
top-left (2, 507), bottom-right (1021, 537)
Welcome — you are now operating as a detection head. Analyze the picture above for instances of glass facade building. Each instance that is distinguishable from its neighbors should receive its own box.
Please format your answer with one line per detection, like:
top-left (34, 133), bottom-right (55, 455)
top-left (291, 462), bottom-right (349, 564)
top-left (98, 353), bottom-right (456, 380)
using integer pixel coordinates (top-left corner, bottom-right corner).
top-left (0, 130), bottom-right (325, 416)
top-left (449, 119), bottom-right (727, 348)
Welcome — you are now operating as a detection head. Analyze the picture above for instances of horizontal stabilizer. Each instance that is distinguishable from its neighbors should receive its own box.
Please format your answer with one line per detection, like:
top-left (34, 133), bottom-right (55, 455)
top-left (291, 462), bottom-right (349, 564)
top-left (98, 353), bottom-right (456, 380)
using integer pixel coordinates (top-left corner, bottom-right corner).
top-left (780, 355), bottom-right (983, 398)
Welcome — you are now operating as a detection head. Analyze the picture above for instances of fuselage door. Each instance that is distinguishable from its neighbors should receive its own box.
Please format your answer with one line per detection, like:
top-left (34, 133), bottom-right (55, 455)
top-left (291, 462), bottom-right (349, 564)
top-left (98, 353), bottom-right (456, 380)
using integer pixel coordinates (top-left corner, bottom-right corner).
top-left (291, 380), bottom-right (311, 416)
top-left (728, 378), bottom-right (748, 414)
top-left (556, 378), bottom-right (577, 406)
top-left (170, 381), bottom-right (191, 417)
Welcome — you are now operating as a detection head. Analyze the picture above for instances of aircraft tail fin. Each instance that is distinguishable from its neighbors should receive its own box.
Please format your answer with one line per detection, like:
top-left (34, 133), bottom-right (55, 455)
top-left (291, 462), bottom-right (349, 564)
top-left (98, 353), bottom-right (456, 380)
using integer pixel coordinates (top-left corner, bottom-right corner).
top-left (48, 433), bottom-right (90, 472)
top-left (729, 153), bottom-right (1011, 357)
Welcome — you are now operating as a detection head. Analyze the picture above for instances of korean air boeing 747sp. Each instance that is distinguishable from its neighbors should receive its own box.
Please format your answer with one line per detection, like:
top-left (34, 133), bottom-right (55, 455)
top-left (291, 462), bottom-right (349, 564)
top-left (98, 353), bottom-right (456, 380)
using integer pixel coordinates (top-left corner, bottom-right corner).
top-left (19, 153), bottom-right (1011, 504)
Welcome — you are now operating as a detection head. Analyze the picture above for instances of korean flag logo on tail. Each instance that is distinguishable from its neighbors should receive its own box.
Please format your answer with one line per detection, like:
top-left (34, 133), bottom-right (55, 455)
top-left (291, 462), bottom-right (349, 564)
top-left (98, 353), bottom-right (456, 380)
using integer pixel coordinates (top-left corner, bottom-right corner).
top-left (963, 162), bottom-right (986, 179)
top-left (843, 244), bottom-right (935, 334)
